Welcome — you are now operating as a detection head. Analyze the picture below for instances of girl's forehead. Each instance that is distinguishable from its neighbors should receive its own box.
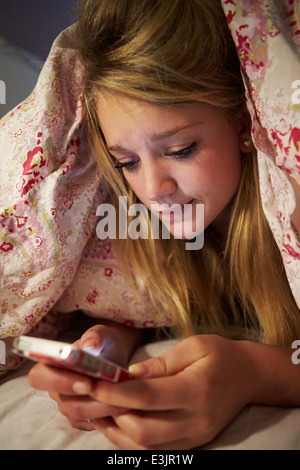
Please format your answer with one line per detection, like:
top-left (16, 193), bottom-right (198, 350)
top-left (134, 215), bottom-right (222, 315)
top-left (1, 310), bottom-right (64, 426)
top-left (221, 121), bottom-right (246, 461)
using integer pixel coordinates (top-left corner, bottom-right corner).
top-left (96, 92), bottom-right (216, 128)
top-left (97, 97), bottom-right (208, 147)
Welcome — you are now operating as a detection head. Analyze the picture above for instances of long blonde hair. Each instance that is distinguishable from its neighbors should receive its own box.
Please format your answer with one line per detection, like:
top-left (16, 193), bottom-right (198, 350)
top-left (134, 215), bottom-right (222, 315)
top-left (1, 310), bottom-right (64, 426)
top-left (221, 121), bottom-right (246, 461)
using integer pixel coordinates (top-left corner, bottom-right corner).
top-left (75, 0), bottom-right (300, 345)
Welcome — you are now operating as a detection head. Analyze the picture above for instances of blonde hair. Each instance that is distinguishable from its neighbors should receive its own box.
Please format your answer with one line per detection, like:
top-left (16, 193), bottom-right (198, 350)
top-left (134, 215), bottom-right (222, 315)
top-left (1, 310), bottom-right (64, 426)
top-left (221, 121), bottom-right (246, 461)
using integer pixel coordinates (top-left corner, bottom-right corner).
top-left (75, 0), bottom-right (300, 345)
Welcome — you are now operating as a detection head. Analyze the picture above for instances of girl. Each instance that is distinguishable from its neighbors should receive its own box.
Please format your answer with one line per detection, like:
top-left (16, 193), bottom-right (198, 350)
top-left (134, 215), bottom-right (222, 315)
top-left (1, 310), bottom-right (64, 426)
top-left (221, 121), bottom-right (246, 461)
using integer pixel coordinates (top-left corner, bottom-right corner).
top-left (2, 0), bottom-right (300, 450)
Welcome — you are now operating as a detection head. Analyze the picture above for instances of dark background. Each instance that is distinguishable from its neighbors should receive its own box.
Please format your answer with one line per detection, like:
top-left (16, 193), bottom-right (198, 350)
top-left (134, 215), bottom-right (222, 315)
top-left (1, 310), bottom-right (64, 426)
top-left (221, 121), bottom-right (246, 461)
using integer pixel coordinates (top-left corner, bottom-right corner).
top-left (0, 0), bottom-right (78, 60)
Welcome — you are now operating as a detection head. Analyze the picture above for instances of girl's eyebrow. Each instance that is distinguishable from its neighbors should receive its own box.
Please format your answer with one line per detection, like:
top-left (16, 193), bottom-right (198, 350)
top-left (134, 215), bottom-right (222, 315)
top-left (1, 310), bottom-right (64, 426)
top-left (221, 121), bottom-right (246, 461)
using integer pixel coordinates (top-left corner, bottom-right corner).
top-left (107, 122), bottom-right (203, 152)
top-left (149, 122), bottom-right (203, 142)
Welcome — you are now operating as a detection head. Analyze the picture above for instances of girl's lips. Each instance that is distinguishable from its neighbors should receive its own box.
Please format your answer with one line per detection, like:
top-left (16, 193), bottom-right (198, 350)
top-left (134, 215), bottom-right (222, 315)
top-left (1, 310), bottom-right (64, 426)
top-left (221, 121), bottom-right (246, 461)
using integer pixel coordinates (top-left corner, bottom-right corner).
top-left (151, 199), bottom-right (194, 215)
top-left (152, 200), bottom-right (196, 224)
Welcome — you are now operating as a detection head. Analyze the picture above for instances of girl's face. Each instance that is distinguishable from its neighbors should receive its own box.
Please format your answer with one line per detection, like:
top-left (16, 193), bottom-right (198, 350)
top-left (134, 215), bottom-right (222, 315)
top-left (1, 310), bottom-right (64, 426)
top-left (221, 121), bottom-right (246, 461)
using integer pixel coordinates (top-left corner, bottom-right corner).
top-left (97, 93), bottom-right (246, 239)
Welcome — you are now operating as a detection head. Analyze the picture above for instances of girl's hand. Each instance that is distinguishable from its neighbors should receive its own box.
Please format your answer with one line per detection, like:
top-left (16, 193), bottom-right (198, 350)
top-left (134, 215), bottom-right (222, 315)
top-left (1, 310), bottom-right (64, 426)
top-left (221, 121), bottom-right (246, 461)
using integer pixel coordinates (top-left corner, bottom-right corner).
top-left (90, 334), bottom-right (258, 449)
top-left (28, 322), bottom-right (142, 430)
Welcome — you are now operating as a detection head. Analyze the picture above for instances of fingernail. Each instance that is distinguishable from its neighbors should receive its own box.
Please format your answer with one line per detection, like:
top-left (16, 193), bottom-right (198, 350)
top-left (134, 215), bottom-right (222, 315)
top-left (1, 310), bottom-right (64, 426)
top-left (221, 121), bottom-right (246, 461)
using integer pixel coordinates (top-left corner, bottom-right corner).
top-left (72, 381), bottom-right (90, 395)
top-left (82, 345), bottom-right (103, 357)
top-left (128, 362), bottom-right (150, 377)
top-left (81, 339), bottom-right (98, 350)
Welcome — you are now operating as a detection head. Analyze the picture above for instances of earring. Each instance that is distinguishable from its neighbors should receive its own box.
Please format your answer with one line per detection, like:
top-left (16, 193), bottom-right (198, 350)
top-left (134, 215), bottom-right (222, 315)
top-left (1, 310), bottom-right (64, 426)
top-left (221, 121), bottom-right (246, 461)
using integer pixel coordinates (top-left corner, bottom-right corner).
top-left (243, 139), bottom-right (251, 148)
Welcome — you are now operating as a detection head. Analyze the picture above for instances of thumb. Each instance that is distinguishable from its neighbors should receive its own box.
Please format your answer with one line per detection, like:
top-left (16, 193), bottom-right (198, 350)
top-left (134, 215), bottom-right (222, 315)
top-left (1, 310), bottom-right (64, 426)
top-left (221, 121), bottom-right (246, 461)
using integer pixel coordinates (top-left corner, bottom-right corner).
top-left (129, 337), bottom-right (203, 378)
top-left (128, 355), bottom-right (169, 378)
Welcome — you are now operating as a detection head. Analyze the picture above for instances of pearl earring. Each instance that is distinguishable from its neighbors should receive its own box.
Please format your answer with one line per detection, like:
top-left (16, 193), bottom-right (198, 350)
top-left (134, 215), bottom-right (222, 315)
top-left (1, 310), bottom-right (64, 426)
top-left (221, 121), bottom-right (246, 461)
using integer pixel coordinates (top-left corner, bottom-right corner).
top-left (243, 139), bottom-right (251, 148)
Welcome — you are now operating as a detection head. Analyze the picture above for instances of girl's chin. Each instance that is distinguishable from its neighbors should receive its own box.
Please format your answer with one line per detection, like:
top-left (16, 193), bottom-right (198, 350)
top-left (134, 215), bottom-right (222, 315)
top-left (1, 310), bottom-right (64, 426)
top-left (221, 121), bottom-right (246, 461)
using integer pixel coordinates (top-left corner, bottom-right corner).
top-left (162, 212), bottom-right (205, 240)
top-left (162, 222), bottom-right (204, 240)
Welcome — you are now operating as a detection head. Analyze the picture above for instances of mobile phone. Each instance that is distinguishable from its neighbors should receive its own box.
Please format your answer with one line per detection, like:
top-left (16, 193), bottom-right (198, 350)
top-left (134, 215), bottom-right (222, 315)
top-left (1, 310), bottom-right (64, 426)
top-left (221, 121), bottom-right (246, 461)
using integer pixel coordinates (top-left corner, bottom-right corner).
top-left (12, 335), bottom-right (130, 383)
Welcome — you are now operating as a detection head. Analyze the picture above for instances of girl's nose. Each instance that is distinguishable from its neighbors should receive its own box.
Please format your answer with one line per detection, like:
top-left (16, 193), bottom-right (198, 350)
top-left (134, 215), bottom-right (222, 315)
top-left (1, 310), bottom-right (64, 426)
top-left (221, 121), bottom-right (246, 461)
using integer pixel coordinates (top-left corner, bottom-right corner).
top-left (143, 161), bottom-right (177, 202)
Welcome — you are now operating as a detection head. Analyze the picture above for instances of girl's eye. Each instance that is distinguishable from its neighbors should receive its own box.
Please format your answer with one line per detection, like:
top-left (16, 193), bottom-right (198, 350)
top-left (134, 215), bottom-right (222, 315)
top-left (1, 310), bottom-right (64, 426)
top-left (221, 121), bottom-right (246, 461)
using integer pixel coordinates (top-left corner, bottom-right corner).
top-left (166, 142), bottom-right (197, 159)
top-left (114, 158), bottom-right (139, 171)
top-left (113, 142), bottom-right (197, 172)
